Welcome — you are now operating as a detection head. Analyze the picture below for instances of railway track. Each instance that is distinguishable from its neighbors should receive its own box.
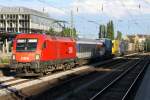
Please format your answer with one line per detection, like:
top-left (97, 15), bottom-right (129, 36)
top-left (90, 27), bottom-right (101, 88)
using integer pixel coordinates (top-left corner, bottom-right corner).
top-left (30, 55), bottom-right (143, 100)
top-left (0, 53), bottom-right (142, 100)
top-left (90, 55), bottom-right (150, 100)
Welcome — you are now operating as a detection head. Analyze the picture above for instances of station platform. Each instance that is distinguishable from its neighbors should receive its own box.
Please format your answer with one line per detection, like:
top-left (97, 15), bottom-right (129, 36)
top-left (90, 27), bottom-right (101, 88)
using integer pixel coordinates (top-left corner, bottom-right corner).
top-left (134, 64), bottom-right (150, 100)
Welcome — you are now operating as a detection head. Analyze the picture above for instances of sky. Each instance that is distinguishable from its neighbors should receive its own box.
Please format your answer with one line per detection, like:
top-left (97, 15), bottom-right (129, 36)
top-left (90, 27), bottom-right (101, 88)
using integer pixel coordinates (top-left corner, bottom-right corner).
top-left (0, 0), bottom-right (150, 39)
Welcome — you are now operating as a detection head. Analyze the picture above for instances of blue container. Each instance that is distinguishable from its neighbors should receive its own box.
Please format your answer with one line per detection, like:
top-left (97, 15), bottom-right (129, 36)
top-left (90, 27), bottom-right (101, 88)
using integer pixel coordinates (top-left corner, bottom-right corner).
top-left (100, 38), bottom-right (112, 56)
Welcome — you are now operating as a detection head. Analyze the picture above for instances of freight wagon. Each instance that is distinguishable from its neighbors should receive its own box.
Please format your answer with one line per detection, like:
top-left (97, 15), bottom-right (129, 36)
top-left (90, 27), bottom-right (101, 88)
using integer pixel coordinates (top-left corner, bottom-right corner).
top-left (100, 38), bottom-right (112, 58)
top-left (112, 40), bottom-right (119, 55)
top-left (112, 40), bottom-right (126, 56)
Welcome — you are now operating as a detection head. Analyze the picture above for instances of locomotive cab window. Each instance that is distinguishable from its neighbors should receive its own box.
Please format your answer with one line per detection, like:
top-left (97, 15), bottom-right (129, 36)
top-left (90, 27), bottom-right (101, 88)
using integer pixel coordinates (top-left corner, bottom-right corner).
top-left (16, 39), bottom-right (38, 52)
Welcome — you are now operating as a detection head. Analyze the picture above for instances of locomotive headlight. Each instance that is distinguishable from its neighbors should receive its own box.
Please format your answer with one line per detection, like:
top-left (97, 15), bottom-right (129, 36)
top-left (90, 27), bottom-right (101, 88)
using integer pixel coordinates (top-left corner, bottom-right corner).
top-left (35, 54), bottom-right (40, 60)
top-left (12, 54), bottom-right (16, 60)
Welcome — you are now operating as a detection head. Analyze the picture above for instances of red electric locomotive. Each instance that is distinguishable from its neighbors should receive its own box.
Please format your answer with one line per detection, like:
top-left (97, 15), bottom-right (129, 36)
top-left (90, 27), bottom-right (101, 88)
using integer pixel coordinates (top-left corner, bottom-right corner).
top-left (11, 34), bottom-right (77, 76)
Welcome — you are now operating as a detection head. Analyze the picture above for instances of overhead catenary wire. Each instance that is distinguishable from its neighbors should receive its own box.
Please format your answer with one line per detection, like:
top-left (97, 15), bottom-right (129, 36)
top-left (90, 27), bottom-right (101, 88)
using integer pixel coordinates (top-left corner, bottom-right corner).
top-left (119, 0), bottom-right (147, 34)
top-left (72, 0), bottom-right (150, 35)
top-left (35, 0), bottom-right (150, 35)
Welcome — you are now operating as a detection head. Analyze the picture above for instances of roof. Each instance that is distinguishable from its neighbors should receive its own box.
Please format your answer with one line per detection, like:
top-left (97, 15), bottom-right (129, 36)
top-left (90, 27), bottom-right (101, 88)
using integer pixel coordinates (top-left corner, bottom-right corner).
top-left (126, 35), bottom-right (135, 38)
top-left (127, 34), bottom-right (150, 39)
top-left (0, 7), bottom-right (58, 21)
top-left (16, 33), bottom-right (45, 38)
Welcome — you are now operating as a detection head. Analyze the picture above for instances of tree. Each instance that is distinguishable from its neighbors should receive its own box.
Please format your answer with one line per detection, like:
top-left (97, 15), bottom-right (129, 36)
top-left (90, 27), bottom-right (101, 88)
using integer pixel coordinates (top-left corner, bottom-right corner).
top-left (1, 33), bottom-right (7, 43)
top-left (45, 27), bottom-right (77, 38)
top-left (61, 27), bottom-right (77, 38)
top-left (106, 20), bottom-right (114, 40)
top-left (72, 28), bottom-right (77, 38)
top-left (46, 28), bottom-right (56, 36)
top-left (99, 24), bottom-right (107, 38)
top-left (116, 31), bottom-right (122, 40)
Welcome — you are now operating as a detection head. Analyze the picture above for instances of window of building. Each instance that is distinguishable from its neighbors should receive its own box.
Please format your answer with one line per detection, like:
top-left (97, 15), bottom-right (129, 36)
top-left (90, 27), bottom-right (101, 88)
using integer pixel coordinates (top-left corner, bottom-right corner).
top-left (13, 15), bottom-right (15, 19)
top-left (0, 15), bottom-right (2, 19)
top-left (10, 23), bottom-right (12, 28)
top-left (22, 15), bottom-right (24, 19)
top-left (10, 15), bottom-right (12, 19)
top-left (7, 15), bottom-right (9, 19)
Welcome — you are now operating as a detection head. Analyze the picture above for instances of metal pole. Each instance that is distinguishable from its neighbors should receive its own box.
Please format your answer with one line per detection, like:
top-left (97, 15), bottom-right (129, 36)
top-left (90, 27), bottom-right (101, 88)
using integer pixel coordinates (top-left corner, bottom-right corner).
top-left (70, 10), bottom-right (74, 37)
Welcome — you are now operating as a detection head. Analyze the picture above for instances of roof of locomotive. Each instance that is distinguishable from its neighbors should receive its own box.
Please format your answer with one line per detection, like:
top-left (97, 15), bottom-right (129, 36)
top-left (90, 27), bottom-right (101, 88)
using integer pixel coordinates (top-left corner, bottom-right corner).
top-left (15, 33), bottom-right (75, 42)
top-left (16, 33), bottom-right (45, 38)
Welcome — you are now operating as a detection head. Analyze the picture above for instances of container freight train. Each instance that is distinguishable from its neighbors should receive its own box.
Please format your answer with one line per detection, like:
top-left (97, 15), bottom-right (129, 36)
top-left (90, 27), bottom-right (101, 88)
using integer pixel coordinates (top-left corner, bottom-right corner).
top-left (11, 34), bottom-right (112, 76)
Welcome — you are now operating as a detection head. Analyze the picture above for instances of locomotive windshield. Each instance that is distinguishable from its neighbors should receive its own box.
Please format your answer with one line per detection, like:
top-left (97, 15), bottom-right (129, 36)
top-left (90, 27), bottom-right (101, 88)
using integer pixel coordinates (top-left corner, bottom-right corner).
top-left (16, 39), bottom-right (38, 52)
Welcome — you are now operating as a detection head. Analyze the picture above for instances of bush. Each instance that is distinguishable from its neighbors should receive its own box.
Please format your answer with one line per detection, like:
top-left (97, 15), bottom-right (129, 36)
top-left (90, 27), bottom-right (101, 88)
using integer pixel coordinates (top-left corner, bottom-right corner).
top-left (1, 58), bottom-right (9, 64)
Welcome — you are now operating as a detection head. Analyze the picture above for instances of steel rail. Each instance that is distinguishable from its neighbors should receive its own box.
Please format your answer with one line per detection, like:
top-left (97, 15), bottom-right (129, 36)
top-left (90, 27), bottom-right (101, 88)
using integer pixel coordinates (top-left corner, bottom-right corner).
top-left (122, 58), bottom-right (150, 100)
top-left (29, 57), bottom-right (133, 100)
top-left (38, 58), bottom-right (138, 100)
top-left (89, 57), bottom-right (146, 100)
top-left (0, 57), bottom-right (125, 100)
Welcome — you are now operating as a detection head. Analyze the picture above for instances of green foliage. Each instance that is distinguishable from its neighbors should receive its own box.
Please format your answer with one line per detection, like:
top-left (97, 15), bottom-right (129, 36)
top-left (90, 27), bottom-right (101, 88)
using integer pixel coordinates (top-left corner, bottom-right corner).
top-left (1, 33), bottom-right (6, 43)
top-left (99, 24), bottom-right (107, 38)
top-left (98, 20), bottom-right (115, 40)
top-left (144, 38), bottom-right (150, 52)
top-left (46, 28), bottom-right (57, 36)
top-left (46, 27), bottom-right (77, 38)
top-left (116, 31), bottom-right (122, 40)
top-left (106, 20), bottom-right (114, 40)
top-left (1, 58), bottom-right (9, 64)
top-left (61, 27), bottom-right (77, 38)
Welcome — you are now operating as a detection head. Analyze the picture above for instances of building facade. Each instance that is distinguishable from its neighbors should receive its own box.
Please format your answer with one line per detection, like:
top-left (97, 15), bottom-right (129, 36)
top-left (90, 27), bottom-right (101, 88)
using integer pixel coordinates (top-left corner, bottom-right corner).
top-left (125, 34), bottom-right (150, 52)
top-left (0, 7), bottom-right (63, 34)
